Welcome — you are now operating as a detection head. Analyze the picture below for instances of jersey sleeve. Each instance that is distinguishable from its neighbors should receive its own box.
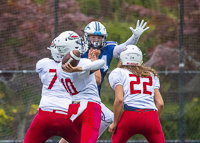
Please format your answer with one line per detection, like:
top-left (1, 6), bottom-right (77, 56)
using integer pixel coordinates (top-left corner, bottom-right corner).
top-left (109, 68), bottom-right (123, 90)
top-left (113, 35), bottom-right (140, 58)
top-left (154, 76), bottom-right (160, 89)
top-left (81, 59), bottom-right (105, 71)
top-left (36, 58), bottom-right (49, 73)
top-left (77, 58), bottom-right (91, 78)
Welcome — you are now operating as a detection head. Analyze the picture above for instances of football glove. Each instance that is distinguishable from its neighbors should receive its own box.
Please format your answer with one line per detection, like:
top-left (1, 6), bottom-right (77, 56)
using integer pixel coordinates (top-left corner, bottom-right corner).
top-left (129, 20), bottom-right (149, 38)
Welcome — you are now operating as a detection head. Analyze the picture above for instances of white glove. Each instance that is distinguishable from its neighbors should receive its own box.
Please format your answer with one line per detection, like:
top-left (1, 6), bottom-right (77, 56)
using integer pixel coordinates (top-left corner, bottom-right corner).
top-left (129, 20), bottom-right (149, 38)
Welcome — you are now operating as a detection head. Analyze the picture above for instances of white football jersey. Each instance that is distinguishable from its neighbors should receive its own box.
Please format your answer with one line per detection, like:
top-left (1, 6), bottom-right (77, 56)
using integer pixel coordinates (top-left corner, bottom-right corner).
top-left (57, 58), bottom-right (101, 104)
top-left (109, 68), bottom-right (159, 110)
top-left (36, 58), bottom-right (72, 111)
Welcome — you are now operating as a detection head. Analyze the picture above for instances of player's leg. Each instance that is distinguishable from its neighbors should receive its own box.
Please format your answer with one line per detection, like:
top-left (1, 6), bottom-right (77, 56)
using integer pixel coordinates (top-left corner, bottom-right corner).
top-left (141, 110), bottom-right (165, 143)
top-left (23, 110), bottom-right (53, 143)
top-left (49, 112), bottom-right (80, 143)
top-left (111, 111), bottom-right (136, 143)
top-left (24, 108), bottom-right (80, 143)
top-left (99, 102), bottom-right (114, 137)
top-left (80, 102), bottom-right (101, 143)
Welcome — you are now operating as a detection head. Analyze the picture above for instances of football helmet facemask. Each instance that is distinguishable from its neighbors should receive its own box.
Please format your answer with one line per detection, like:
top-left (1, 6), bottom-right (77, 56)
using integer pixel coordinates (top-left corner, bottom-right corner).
top-left (120, 45), bottom-right (143, 66)
top-left (83, 21), bottom-right (107, 50)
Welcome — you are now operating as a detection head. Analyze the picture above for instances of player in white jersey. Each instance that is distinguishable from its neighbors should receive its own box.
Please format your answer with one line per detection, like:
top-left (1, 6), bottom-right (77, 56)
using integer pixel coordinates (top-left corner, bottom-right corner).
top-left (23, 32), bottom-right (83, 143)
top-left (108, 45), bottom-right (165, 143)
top-left (56, 48), bottom-right (105, 142)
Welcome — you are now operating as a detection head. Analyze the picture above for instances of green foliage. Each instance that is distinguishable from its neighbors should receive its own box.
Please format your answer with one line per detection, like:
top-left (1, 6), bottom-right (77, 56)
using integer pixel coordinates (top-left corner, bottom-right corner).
top-left (76, 0), bottom-right (101, 18)
top-left (29, 104), bottom-right (39, 115)
top-left (7, 38), bottom-right (21, 47)
top-left (104, 21), bottom-right (133, 44)
top-left (0, 80), bottom-right (41, 139)
top-left (184, 100), bottom-right (200, 139)
top-left (32, 0), bottom-right (46, 5)
top-left (0, 108), bottom-right (14, 138)
top-left (0, 109), bottom-right (13, 125)
top-left (124, 0), bottom-right (160, 10)
top-left (161, 119), bottom-right (178, 139)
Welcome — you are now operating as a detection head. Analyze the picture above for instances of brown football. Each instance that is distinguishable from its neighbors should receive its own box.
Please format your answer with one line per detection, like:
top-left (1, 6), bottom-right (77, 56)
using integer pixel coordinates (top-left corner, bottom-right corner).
top-left (62, 50), bottom-right (81, 67)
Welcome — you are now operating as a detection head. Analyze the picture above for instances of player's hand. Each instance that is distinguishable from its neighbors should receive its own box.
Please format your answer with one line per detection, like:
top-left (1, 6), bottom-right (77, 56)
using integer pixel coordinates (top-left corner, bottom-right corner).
top-left (62, 63), bottom-right (82, 73)
top-left (129, 20), bottom-right (149, 38)
top-left (108, 122), bottom-right (117, 134)
top-left (88, 48), bottom-right (101, 61)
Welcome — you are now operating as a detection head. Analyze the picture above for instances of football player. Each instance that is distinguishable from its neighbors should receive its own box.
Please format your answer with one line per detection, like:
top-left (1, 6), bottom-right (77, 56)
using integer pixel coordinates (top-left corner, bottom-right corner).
top-left (108, 45), bottom-right (165, 143)
top-left (56, 38), bottom-right (105, 142)
top-left (81, 20), bottom-right (149, 136)
top-left (23, 31), bottom-right (83, 143)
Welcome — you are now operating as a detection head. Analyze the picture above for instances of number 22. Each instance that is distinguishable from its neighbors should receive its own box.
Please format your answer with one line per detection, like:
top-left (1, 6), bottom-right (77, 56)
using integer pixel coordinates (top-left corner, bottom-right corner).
top-left (129, 74), bottom-right (152, 95)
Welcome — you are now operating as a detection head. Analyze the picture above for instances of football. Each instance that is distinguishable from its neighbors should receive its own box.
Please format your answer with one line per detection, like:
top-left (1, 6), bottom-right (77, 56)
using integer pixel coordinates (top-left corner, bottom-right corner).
top-left (62, 50), bottom-right (81, 67)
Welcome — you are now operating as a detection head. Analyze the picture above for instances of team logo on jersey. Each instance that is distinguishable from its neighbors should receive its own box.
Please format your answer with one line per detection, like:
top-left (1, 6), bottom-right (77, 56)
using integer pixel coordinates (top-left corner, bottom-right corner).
top-left (68, 33), bottom-right (79, 40)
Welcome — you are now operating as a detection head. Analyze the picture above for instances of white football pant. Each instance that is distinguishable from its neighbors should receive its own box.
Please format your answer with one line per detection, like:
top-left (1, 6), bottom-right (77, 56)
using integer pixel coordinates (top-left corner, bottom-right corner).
top-left (99, 102), bottom-right (114, 138)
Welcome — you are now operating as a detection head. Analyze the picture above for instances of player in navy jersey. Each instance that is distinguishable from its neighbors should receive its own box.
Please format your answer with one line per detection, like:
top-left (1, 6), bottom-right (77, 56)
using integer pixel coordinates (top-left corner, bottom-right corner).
top-left (80, 20), bottom-right (150, 136)
top-left (108, 45), bottom-right (165, 143)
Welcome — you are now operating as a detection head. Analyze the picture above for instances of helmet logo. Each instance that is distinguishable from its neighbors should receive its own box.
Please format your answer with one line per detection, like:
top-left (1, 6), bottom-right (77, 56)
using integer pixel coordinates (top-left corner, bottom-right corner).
top-left (68, 33), bottom-right (79, 40)
top-left (50, 41), bottom-right (55, 47)
top-left (122, 47), bottom-right (128, 52)
top-left (127, 62), bottom-right (138, 66)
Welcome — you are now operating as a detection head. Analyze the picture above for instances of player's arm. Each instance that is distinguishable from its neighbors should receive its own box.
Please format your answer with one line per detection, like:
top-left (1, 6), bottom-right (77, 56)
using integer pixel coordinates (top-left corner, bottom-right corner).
top-left (109, 84), bottom-right (124, 134)
top-left (95, 70), bottom-right (101, 85)
top-left (154, 88), bottom-right (164, 117)
top-left (62, 59), bottom-right (104, 73)
top-left (113, 20), bottom-right (149, 58)
top-left (88, 48), bottom-right (102, 85)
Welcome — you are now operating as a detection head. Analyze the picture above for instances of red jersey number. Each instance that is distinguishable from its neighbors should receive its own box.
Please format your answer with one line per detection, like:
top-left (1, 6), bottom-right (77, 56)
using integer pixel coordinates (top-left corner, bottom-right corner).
top-left (129, 74), bottom-right (152, 95)
top-left (61, 78), bottom-right (79, 96)
top-left (48, 69), bottom-right (57, 89)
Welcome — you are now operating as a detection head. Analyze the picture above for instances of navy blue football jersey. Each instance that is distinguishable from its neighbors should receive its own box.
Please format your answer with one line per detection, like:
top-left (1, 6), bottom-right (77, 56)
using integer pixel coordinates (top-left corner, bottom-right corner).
top-left (81, 41), bottom-right (117, 95)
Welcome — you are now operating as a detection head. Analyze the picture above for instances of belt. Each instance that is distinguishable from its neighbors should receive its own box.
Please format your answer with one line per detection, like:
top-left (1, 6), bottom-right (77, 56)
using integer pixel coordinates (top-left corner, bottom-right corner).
top-left (126, 109), bottom-right (155, 112)
top-left (142, 109), bottom-right (155, 112)
top-left (72, 101), bottom-right (81, 104)
top-left (40, 108), bottom-right (68, 115)
top-left (124, 104), bottom-right (155, 112)
top-left (72, 101), bottom-right (101, 105)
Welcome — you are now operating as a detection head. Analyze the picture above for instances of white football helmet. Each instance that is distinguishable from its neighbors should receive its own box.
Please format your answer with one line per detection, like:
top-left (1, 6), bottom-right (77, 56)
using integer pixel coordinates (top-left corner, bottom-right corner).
top-left (47, 37), bottom-right (64, 62)
top-left (83, 21), bottom-right (107, 49)
top-left (56, 31), bottom-right (82, 55)
top-left (120, 45), bottom-right (143, 66)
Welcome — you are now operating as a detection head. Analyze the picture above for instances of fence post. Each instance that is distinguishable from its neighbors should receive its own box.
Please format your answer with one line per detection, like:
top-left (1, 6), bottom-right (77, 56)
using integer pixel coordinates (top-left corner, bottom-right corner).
top-left (179, 0), bottom-right (184, 142)
top-left (54, 0), bottom-right (59, 37)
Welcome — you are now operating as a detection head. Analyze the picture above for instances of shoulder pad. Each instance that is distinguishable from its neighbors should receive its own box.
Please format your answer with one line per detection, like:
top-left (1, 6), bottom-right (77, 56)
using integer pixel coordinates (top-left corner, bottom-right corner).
top-left (36, 58), bottom-right (52, 65)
